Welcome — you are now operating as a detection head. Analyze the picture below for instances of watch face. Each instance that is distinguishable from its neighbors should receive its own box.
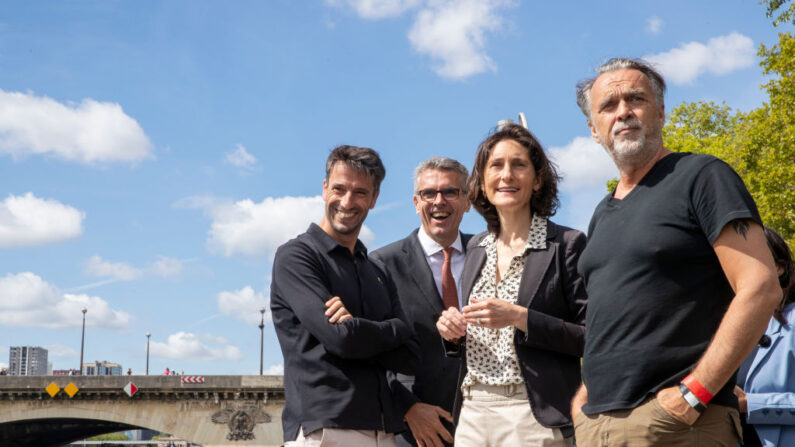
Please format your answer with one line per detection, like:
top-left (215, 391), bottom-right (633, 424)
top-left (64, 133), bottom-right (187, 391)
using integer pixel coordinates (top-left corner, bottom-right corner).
top-left (678, 383), bottom-right (706, 413)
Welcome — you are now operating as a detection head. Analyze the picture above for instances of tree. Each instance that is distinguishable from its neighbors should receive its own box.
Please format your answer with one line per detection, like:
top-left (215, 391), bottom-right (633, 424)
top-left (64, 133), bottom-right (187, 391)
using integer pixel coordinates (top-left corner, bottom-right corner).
top-left (762, 0), bottom-right (795, 26)
top-left (88, 432), bottom-right (129, 441)
top-left (663, 32), bottom-right (795, 247)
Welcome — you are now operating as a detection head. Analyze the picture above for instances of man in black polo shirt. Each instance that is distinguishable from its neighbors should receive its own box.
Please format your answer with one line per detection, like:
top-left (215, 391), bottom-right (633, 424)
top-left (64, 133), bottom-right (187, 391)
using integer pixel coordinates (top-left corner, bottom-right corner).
top-left (570, 58), bottom-right (781, 446)
top-left (271, 145), bottom-right (420, 446)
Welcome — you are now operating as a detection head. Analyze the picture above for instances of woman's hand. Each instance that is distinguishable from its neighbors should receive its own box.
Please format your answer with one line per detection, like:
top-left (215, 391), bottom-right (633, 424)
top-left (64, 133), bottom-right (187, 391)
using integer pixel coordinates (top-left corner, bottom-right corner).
top-left (462, 297), bottom-right (527, 331)
top-left (436, 307), bottom-right (467, 342)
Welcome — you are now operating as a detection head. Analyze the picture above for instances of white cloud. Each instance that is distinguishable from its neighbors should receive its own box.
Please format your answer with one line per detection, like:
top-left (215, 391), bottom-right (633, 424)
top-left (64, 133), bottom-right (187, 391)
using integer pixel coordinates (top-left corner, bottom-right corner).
top-left (326, 0), bottom-right (422, 19)
top-left (327, 0), bottom-right (511, 80)
top-left (549, 136), bottom-right (619, 233)
top-left (85, 255), bottom-right (143, 281)
top-left (209, 196), bottom-right (324, 257)
top-left (150, 256), bottom-right (183, 279)
top-left (646, 16), bottom-right (663, 35)
top-left (149, 331), bottom-right (243, 361)
top-left (0, 193), bottom-right (85, 247)
top-left (217, 286), bottom-right (271, 326)
top-left (408, 0), bottom-right (512, 79)
top-left (201, 333), bottom-right (230, 345)
top-left (645, 32), bottom-right (755, 85)
top-left (0, 272), bottom-right (130, 329)
top-left (173, 194), bottom-right (229, 211)
top-left (223, 144), bottom-right (258, 170)
top-left (264, 364), bottom-right (284, 375)
top-left (0, 89), bottom-right (153, 165)
top-left (547, 136), bottom-right (618, 193)
top-left (45, 344), bottom-right (79, 358)
top-left (84, 255), bottom-right (186, 282)
top-left (179, 194), bottom-right (375, 257)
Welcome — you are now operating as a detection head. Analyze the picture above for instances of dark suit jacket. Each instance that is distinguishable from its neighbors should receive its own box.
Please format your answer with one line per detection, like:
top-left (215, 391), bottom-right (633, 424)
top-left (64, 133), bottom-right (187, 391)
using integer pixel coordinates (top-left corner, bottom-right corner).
top-left (371, 229), bottom-right (472, 446)
top-left (446, 220), bottom-right (587, 433)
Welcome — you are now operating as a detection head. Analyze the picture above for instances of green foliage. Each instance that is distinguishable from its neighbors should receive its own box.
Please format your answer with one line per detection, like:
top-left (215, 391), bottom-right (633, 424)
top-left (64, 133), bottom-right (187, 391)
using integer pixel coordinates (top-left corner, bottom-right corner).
top-left (761, 0), bottom-right (795, 26)
top-left (606, 178), bottom-right (618, 192)
top-left (87, 432), bottom-right (129, 441)
top-left (663, 32), bottom-right (795, 248)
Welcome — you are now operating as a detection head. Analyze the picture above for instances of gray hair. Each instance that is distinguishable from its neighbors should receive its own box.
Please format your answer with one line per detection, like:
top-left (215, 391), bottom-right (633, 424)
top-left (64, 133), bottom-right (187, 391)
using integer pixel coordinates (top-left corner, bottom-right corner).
top-left (413, 157), bottom-right (469, 194)
top-left (575, 58), bottom-right (667, 120)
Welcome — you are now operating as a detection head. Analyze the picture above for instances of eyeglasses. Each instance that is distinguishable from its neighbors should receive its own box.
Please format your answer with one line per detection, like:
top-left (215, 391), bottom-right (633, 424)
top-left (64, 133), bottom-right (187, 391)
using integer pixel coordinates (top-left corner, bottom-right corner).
top-left (417, 188), bottom-right (462, 202)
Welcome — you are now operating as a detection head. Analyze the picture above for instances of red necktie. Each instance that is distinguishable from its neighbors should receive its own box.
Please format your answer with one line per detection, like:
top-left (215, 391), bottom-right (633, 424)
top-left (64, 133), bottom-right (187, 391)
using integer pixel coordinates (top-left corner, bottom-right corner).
top-left (442, 247), bottom-right (459, 310)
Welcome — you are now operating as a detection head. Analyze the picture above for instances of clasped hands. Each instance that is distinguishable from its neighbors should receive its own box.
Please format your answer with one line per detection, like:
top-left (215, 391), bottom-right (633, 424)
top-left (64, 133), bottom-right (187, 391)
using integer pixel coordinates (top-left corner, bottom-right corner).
top-left (436, 297), bottom-right (525, 342)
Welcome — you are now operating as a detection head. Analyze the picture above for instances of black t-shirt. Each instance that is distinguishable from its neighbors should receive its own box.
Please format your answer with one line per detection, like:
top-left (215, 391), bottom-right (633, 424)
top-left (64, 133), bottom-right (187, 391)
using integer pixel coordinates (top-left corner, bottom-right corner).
top-left (578, 152), bottom-right (761, 414)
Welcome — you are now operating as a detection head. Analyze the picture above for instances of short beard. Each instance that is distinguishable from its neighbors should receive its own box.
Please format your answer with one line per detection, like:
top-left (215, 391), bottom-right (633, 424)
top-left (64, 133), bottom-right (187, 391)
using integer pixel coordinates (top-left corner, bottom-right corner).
top-left (601, 119), bottom-right (661, 173)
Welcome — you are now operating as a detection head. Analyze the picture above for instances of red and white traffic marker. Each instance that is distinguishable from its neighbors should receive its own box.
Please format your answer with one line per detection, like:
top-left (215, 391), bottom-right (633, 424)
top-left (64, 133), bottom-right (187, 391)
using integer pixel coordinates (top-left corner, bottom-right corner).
top-left (123, 382), bottom-right (138, 397)
top-left (181, 376), bottom-right (205, 384)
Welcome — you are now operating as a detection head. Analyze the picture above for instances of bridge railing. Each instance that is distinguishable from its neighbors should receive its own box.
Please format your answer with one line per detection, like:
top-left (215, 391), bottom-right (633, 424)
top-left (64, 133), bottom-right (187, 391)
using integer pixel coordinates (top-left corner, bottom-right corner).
top-left (0, 375), bottom-right (285, 402)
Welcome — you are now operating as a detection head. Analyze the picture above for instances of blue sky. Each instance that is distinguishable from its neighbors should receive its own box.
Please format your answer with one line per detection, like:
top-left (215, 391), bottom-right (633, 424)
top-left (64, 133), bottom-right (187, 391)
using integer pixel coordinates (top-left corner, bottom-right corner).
top-left (1, 1), bottom-right (790, 375)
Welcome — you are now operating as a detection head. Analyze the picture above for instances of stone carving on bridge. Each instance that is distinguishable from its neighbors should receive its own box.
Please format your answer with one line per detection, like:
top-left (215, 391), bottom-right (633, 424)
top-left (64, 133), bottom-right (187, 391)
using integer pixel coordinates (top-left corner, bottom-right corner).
top-left (211, 407), bottom-right (271, 441)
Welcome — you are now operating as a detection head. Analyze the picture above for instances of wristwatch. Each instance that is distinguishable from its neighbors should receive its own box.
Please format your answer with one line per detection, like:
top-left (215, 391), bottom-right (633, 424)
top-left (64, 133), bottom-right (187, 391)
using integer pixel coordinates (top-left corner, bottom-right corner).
top-left (679, 382), bottom-right (706, 413)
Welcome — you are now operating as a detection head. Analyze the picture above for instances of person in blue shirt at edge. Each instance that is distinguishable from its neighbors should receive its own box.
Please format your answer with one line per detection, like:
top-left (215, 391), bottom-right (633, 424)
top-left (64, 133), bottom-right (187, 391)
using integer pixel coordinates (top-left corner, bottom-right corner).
top-left (570, 57), bottom-right (781, 446)
top-left (735, 226), bottom-right (795, 447)
top-left (270, 145), bottom-right (421, 447)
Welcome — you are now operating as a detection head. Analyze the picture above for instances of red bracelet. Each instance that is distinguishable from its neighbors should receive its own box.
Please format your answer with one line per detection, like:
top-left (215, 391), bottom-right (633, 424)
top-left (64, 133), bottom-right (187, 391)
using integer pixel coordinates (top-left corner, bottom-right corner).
top-left (682, 374), bottom-right (713, 404)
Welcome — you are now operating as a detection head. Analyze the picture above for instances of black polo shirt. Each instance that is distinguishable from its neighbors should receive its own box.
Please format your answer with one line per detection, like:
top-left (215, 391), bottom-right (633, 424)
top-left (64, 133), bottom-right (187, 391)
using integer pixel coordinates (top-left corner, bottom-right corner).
top-left (271, 223), bottom-right (420, 442)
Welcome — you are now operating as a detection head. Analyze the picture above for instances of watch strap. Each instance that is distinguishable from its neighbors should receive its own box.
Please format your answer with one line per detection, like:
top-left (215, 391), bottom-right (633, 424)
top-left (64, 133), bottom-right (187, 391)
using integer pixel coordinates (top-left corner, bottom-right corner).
top-left (679, 382), bottom-right (707, 413)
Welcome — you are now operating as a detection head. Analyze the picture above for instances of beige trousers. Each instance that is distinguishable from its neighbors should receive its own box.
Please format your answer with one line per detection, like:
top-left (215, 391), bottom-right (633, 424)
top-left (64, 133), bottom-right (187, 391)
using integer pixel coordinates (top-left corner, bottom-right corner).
top-left (285, 426), bottom-right (397, 447)
top-left (574, 396), bottom-right (742, 447)
top-left (455, 383), bottom-right (573, 447)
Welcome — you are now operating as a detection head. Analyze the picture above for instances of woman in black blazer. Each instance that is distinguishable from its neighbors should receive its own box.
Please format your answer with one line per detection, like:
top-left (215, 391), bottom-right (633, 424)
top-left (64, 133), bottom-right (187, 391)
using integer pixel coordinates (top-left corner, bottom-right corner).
top-left (436, 123), bottom-right (587, 446)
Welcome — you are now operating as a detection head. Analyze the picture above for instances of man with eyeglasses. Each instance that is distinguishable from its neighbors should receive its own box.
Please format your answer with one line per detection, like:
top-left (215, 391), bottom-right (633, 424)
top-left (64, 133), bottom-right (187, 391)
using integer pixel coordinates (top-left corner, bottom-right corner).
top-left (372, 157), bottom-right (472, 447)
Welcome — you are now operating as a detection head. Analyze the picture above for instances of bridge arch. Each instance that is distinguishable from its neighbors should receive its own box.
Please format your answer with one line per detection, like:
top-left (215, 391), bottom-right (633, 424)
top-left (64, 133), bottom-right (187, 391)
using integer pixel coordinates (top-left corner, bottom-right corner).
top-left (0, 376), bottom-right (285, 447)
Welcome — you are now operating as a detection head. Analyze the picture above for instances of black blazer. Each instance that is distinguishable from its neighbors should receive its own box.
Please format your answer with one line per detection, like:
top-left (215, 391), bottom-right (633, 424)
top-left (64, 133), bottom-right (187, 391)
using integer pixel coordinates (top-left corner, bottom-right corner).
top-left (371, 230), bottom-right (472, 445)
top-left (447, 220), bottom-right (587, 432)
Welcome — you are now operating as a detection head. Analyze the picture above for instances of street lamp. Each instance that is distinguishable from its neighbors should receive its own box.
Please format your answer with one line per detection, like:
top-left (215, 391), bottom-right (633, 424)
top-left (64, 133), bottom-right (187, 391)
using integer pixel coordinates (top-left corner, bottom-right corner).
top-left (146, 333), bottom-right (151, 376)
top-left (79, 308), bottom-right (87, 375)
top-left (259, 308), bottom-right (265, 375)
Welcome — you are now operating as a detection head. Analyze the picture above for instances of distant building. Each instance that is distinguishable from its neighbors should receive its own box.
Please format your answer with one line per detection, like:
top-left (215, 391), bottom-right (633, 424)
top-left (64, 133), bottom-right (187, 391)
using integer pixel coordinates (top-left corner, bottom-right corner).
top-left (8, 346), bottom-right (48, 376)
top-left (83, 360), bottom-right (123, 376)
top-left (125, 428), bottom-right (159, 441)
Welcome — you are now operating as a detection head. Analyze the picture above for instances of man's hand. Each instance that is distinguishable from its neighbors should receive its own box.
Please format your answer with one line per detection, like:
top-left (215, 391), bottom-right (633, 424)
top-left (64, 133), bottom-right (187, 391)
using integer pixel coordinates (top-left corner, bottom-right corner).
top-left (462, 297), bottom-right (528, 331)
top-left (733, 385), bottom-right (748, 414)
top-left (325, 296), bottom-right (352, 323)
top-left (404, 402), bottom-right (454, 447)
top-left (436, 307), bottom-right (467, 342)
top-left (571, 383), bottom-right (588, 422)
top-left (656, 385), bottom-right (699, 425)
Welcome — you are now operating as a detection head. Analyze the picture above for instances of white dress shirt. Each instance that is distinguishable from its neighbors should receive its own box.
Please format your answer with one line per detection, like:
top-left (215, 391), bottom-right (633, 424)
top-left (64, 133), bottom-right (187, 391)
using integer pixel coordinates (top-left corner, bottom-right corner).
top-left (417, 227), bottom-right (466, 308)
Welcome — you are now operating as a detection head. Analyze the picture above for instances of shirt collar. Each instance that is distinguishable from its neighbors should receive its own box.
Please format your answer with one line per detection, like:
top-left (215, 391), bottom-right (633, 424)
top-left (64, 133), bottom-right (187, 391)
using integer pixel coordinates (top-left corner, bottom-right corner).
top-left (417, 226), bottom-right (463, 256)
top-left (308, 223), bottom-right (368, 256)
top-left (479, 214), bottom-right (548, 251)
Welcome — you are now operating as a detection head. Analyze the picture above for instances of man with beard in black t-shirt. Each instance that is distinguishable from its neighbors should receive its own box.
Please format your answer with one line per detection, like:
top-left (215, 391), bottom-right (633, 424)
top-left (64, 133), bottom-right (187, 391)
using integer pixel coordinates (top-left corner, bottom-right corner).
top-left (570, 58), bottom-right (781, 447)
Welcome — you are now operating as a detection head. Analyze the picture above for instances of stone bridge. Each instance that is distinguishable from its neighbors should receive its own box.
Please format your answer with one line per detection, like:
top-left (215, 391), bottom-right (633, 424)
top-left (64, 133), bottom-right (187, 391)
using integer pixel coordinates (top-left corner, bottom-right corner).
top-left (0, 375), bottom-right (285, 447)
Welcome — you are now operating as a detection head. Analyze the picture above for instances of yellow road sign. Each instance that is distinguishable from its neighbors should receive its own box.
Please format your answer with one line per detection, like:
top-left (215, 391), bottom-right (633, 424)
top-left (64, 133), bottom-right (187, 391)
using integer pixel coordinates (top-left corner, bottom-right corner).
top-left (64, 382), bottom-right (79, 398)
top-left (45, 382), bottom-right (60, 397)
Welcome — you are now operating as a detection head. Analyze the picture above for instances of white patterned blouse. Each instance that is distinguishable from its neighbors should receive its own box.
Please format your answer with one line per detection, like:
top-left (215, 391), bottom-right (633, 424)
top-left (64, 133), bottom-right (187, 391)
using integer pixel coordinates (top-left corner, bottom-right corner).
top-left (461, 214), bottom-right (548, 389)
